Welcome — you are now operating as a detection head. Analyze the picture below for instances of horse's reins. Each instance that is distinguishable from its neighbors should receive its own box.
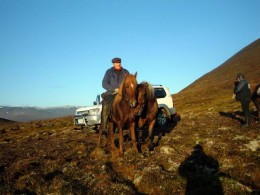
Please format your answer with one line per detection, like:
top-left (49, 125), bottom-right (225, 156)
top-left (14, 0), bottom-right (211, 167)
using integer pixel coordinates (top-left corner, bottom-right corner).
top-left (114, 91), bottom-right (135, 109)
top-left (116, 76), bottom-right (138, 108)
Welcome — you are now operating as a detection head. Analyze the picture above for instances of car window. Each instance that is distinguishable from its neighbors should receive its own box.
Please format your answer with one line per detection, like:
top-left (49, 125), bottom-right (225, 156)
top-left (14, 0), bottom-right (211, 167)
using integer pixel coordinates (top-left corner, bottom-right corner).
top-left (154, 88), bottom-right (166, 98)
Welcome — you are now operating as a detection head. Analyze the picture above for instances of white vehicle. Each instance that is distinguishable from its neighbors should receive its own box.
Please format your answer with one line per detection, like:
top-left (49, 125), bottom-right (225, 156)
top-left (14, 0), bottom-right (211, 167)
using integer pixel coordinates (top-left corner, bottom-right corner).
top-left (153, 85), bottom-right (177, 126)
top-left (73, 85), bottom-right (178, 128)
top-left (73, 95), bottom-right (102, 129)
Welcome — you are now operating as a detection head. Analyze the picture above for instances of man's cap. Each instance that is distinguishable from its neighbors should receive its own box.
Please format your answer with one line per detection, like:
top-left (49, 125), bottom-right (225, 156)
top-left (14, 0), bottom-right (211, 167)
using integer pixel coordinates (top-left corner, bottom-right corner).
top-left (112, 57), bottom-right (121, 63)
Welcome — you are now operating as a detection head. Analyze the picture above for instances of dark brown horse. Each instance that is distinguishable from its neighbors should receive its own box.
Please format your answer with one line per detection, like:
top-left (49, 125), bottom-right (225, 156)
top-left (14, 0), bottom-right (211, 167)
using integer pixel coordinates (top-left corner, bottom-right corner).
top-left (135, 82), bottom-right (158, 151)
top-left (97, 72), bottom-right (138, 156)
top-left (251, 83), bottom-right (260, 122)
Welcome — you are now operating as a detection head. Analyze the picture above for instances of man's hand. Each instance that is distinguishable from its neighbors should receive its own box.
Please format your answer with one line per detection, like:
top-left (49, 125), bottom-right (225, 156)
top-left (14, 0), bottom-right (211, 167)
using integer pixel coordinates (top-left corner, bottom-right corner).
top-left (232, 93), bottom-right (236, 99)
top-left (113, 88), bottom-right (119, 95)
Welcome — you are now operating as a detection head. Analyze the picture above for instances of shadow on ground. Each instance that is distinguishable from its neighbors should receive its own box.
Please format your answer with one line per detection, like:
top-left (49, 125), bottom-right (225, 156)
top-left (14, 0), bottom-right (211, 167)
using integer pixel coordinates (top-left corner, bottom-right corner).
top-left (178, 144), bottom-right (224, 195)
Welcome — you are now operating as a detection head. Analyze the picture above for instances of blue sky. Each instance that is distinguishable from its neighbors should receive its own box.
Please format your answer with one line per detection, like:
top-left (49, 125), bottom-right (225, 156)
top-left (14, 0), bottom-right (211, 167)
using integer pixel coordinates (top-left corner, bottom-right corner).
top-left (1, 0), bottom-right (260, 107)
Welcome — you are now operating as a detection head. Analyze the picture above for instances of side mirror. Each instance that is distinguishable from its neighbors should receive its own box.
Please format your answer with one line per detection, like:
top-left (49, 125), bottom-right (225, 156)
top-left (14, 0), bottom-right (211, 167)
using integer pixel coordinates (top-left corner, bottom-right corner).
top-left (96, 95), bottom-right (101, 104)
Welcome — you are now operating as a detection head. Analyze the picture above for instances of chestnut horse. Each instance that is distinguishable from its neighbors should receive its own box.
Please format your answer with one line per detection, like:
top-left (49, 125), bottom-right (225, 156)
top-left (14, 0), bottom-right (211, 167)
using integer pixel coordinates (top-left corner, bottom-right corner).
top-left (97, 72), bottom-right (138, 156)
top-left (251, 83), bottom-right (260, 122)
top-left (135, 82), bottom-right (158, 151)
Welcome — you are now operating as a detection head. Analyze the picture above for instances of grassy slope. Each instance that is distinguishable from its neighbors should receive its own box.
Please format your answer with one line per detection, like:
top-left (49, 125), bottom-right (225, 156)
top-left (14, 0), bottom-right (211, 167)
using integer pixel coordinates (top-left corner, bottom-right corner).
top-left (174, 38), bottom-right (260, 114)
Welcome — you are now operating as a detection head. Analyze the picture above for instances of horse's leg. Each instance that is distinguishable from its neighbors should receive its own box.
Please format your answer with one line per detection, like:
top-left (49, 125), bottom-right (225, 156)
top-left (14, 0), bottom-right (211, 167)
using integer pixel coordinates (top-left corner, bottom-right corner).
top-left (137, 118), bottom-right (146, 152)
top-left (130, 122), bottom-right (138, 153)
top-left (138, 118), bottom-right (146, 127)
top-left (97, 122), bottom-right (103, 148)
top-left (109, 122), bottom-right (116, 150)
top-left (255, 98), bottom-right (260, 122)
top-left (148, 119), bottom-right (156, 151)
top-left (97, 100), bottom-right (105, 148)
top-left (118, 124), bottom-right (124, 156)
top-left (252, 99), bottom-right (260, 122)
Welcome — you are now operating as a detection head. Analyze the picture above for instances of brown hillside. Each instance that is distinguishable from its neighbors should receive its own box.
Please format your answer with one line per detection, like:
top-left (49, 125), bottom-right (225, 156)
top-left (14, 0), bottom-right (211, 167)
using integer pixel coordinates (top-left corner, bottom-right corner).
top-left (174, 38), bottom-right (260, 113)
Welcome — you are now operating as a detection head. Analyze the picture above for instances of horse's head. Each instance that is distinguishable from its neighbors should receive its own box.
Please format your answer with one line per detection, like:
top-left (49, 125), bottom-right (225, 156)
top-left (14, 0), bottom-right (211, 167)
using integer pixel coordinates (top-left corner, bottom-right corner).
top-left (135, 82), bottom-right (155, 115)
top-left (135, 83), bottom-right (147, 115)
top-left (122, 72), bottom-right (138, 108)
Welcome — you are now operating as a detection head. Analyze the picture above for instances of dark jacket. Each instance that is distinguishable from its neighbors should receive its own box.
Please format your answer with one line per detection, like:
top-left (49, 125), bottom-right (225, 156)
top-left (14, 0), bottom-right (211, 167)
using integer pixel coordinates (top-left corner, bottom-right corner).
top-left (234, 79), bottom-right (251, 101)
top-left (102, 67), bottom-right (129, 95)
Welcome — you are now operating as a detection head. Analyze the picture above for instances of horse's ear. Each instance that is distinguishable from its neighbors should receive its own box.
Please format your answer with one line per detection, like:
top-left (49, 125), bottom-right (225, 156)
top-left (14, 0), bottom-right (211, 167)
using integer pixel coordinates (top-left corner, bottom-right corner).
top-left (134, 72), bottom-right (137, 78)
top-left (124, 72), bottom-right (128, 78)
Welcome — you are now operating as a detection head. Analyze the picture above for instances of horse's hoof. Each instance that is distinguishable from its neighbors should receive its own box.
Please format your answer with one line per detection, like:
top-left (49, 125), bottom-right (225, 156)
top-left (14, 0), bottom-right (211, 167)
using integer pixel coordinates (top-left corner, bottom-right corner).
top-left (137, 152), bottom-right (146, 158)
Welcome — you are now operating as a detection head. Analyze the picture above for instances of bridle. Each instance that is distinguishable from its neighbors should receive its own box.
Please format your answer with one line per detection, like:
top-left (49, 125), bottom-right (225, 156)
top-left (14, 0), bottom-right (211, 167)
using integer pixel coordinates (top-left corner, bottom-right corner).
top-left (121, 80), bottom-right (137, 108)
top-left (136, 88), bottom-right (148, 115)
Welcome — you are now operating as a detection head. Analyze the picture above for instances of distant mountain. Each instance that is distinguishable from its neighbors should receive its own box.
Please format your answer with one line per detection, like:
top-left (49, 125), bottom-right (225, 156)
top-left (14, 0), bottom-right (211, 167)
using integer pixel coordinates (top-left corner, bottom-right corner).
top-left (0, 106), bottom-right (80, 122)
top-left (0, 117), bottom-right (16, 126)
top-left (174, 38), bottom-right (260, 113)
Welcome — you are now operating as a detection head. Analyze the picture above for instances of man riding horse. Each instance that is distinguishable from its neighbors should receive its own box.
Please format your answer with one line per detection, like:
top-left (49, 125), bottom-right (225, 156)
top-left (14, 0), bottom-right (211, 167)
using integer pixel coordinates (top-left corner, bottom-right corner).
top-left (101, 57), bottom-right (129, 134)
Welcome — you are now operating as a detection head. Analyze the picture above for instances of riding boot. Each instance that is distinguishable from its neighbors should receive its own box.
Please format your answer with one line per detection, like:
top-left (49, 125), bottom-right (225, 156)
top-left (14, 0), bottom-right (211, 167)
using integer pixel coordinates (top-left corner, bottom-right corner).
top-left (241, 117), bottom-right (250, 128)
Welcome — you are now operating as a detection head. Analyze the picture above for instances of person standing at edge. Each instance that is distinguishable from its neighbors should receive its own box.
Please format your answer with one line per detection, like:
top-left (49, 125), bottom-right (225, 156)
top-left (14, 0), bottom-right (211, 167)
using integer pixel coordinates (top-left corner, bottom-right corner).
top-left (234, 73), bottom-right (252, 128)
top-left (101, 57), bottom-right (130, 133)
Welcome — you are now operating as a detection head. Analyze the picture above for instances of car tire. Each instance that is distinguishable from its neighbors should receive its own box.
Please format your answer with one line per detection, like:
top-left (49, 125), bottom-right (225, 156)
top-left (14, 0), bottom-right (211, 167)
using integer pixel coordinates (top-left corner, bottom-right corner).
top-left (171, 114), bottom-right (181, 122)
top-left (156, 109), bottom-right (169, 126)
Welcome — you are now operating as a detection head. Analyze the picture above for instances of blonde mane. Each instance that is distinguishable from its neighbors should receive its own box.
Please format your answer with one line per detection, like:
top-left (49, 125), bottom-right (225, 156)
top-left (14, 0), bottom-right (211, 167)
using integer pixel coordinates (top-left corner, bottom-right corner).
top-left (140, 81), bottom-right (155, 100)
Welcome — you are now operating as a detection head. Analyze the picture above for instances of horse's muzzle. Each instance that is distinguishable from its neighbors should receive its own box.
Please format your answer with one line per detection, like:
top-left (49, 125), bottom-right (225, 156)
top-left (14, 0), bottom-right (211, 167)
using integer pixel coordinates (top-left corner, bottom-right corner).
top-left (129, 99), bottom-right (137, 108)
top-left (134, 104), bottom-right (144, 115)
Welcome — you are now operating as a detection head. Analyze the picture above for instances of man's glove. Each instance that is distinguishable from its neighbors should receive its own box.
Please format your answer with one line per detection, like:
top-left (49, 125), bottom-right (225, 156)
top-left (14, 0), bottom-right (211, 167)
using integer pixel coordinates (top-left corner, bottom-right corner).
top-left (113, 88), bottom-right (119, 95)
